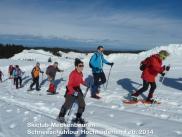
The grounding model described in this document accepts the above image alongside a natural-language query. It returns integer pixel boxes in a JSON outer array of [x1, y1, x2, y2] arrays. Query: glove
[[165, 65, 170, 71], [161, 73, 165, 76], [110, 62, 114, 67], [108, 62, 114, 66], [73, 91, 78, 97]]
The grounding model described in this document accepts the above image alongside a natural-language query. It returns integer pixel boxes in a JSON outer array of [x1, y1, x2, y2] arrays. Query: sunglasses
[[161, 55, 167, 60], [78, 64, 84, 67]]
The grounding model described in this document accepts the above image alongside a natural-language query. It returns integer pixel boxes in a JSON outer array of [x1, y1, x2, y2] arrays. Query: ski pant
[[30, 77, 39, 90], [135, 80, 156, 99], [92, 72, 106, 96], [15, 76, 22, 89], [58, 91, 85, 118]]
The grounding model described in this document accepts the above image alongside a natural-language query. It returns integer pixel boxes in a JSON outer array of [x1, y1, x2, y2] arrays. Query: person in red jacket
[[57, 58, 87, 124], [131, 50, 170, 103]]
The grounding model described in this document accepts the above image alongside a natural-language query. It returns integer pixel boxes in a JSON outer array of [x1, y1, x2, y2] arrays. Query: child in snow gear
[[89, 46, 114, 99], [46, 62, 63, 94], [13, 65, 23, 89], [0, 70, 3, 82], [131, 50, 170, 103], [57, 58, 87, 124], [29, 62, 44, 91]]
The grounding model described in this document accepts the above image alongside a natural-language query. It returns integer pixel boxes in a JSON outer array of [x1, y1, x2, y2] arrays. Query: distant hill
[[0, 43, 144, 58]]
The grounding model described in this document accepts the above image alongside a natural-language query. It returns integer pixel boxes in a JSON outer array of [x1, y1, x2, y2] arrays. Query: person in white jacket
[[13, 65, 23, 89]]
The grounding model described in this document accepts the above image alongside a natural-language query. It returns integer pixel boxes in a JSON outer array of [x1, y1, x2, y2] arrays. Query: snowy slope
[[0, 44, 182, 137]]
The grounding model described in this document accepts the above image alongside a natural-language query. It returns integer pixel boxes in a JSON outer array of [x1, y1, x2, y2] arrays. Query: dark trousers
[[30, 77, 39, 90], [0, 76, 2, 82], [15, 76, 22, 89], [92, 72, 106, 96], [58, 91, 85, 118], [135, 80, 156, 99]]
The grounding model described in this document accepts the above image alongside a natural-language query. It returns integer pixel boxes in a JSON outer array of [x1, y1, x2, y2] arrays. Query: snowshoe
[[141, 99, 160, 104], [56, 116, 66, 123], [123, 100, 139, 104], [47, 92, 59, 95], [27, 88, 35, 91], [130, 95, 138, 101], [36, 88, 41, 91], [72, 118, 87, 124], [91, 95, 101, 99]]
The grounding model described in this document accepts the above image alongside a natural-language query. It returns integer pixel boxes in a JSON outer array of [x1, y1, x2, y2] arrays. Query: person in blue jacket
[[89, 46, 114, 99]]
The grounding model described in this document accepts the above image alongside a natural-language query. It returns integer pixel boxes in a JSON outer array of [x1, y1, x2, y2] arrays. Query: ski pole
[[148, 75, 166, 109], [41, 73, 44, 83], [150, 67, 170, 107], [66, 92, 78, 123], [105, 66, 113, 89], [83, 80, 92, 98]]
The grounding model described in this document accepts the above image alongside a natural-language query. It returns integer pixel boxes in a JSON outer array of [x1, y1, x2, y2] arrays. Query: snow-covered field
[[0, 44, 182, 137]]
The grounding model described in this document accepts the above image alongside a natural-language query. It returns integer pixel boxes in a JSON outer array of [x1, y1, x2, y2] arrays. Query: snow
[[0, 44, 182, 137]]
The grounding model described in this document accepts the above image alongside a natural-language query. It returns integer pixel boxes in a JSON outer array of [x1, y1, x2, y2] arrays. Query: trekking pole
[[39, 72, 44, 88], [83, 80, 92, 98], [67, 80, 91, 123], [41, 73, 44, 83], [105, 66, 113, 89], [66, 92, 78, 123], [150, 66, 170, 107], [145, 75, 166, 110]]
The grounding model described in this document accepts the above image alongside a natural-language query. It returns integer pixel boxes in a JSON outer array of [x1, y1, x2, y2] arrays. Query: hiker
[[131, 50, 170, 103], [57, 58, 87, 124], [13, 65, 23, 89], [0, 69, 4, 82], [8, 65, 14, 79], [89, 46, 114, 99], [29, 62, 44, 91], [46, 62, 64, 94]]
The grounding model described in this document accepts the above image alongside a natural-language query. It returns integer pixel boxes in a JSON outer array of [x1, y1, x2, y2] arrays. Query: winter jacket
[[46, 65, 60, 79], [67, 69, 85, 95], [31, 66, 43, 78], [90, 51, 110, 73], [8, 65, 14, 74], [13, 68, 23, 78], [0, 71, 2, 77], [141, 54, 165, 82]]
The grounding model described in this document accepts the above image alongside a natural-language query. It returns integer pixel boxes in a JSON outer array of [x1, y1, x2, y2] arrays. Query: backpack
[[31, 67, 40, 78], [140, 57, 151, 71], [89, 53, 98, 68]]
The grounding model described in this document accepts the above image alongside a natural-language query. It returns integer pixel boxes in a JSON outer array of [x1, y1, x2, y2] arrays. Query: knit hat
[[97, 45, 104, 50], [54, 62, 58, 65], [74, 58, 83, 66], [159, 50, 170, 57]]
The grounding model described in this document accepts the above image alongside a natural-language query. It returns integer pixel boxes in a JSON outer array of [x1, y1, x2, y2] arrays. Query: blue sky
[[0, 0, 182, 50]]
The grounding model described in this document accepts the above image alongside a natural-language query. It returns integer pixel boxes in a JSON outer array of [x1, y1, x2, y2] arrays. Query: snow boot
[[72, 117, 87, 124], [56, 116, 66, 123], [91, 95, 101, 99], [36, 88, 41, 91], [146, 98, 157, 104], [131, 92, 139, 101]]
